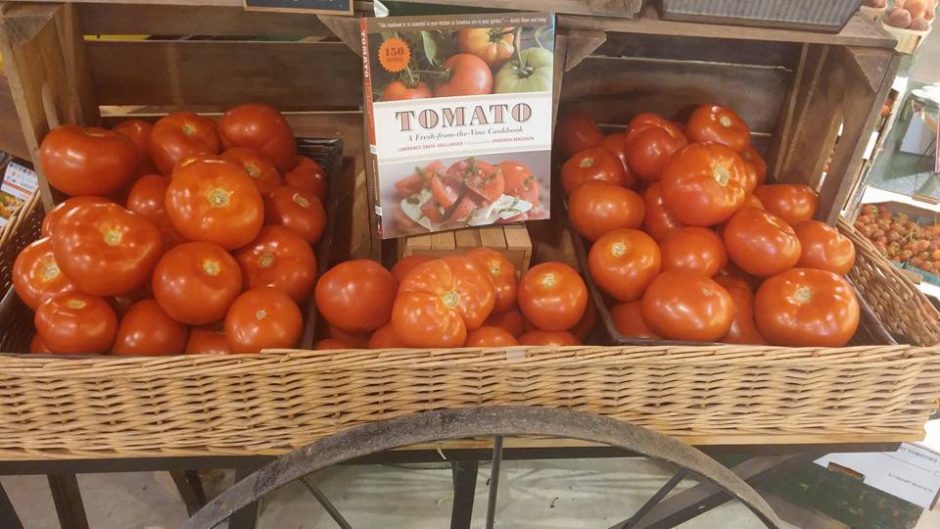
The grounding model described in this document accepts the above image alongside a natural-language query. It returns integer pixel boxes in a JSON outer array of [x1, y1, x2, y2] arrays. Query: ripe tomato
[[30, 334, 52, 354], [685, 105, 751, 152], [465, 326, 519, 347], [51, 203, 162, 296], [41, 196, 111, 238], [794, 221, 856, 275], [284, 155, 328, 201], [568, 182, 645, 242], [368, 323, 407, 349], [752, 184, 819, 226], [484, 307, 525, 337], [518, 262, 587, 331], [225, 287, 303, 354], [599, 133, 638, 188], [111, 299, 188, 356], [235, 226, 317, 304], [660, 227, 727, 277], [661, 143, 749, 226], [220, 147, 283, 195], [152, 241, 242, 325], [569, 299, 597, 340], [560, 147, 625, 194], [466, 248, 517, 314], [556, 107, 603, 158], [218, 104, 297, 172], [40, 125, 139, 196], [642, 183, 684, 242], [625, 122, 688, 182], [13, 238, 78, 310], [713, 275, 767, 345], [499, 161, 540, 205], [165, 157, 264, 250], [611, 301, 660, 339], [327, 324, 370, 348], [755, 268, 859, 347], [381, 81, 433, 101], [458, 27, 515, 67], [109, 287, 150, 317], [126, 175, 184, 248], [740, 145, 767, 187], [392, 256, 495, 347], [642, 271, 734, 342], [264, 186, 327, 245], [588, 229, 661, 302], [518, 330, 581, 346], [148, 112, 221, 175], [315, 259, 397, 333], [742, 194, 765, 210], [185, 324, 231, 355], [446, 158, 504, 203], [723, 207, 802, 277], [113, 119, 156, 174], [391, 255, 435, 283], [434, 54, 493, 97], [35, 293, 118, 354]]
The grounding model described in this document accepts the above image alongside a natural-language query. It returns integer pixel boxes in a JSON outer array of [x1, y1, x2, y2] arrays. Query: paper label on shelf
[[816, 443, 940, 508]]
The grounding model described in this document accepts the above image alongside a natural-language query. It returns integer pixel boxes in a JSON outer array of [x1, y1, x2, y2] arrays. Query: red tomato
[[30, 334, 52, 354], [148, 112, 221, 175], [556, 107, 604, 158], [152, 241, 243, 325], [220, 147, 283, 195], [685, 105, 751, 152], [588, 229, 661, 303], [752, 184, 819, 226], [391, 255, 435, 283], [625, 122, 688, 182], [381, 81, 433, 101], [109, 288, 150, 318], [599, 133, 638, 188], [392, 256, 496, 347], [111, 299, 188, 356], [316, 338, 354, 350], [433, 54, 493, 97], [642, 183, 684, 242], [519, 330, 581, 346], [724, 207, 802, 277], [446, 158, 504, 203], [499, 161, 540, 205], [713, 275, 767, 345], [465, 326, 519, 347], [484, 307, 525, 337], [218, 104, 297, 172], [327, 324, 370, 349], [794, 220, 856, 275], [264, 186, 327, 245], [560, 147, 625, 194], [642, 271, 734, 342], [368, 323, 407, 348], [40, 125, 139, 196], [740, 145, 767, 187], [126, 175, 184, 248], [165, 157, 264, 250], [611, 301, 660, 339], [568, 182, 645, 242], [13, 238, 78, 310], [113, 119, 156, 174], [742, 194, 765, 210], [755, 268, 859, 347], [466, 248, 517, 315], [661, 143, 749, 226], [185, 324, 231, 355], [315, 260, 397, 333], [35, 293, 118, 354], [569, 299, 597, 340], [660, 227, 727, 277], [457, 27, 515, 67], [235, 226, 317, 304], [284, 155, 328, 201], [225, 287, 303, 353], [51, 203, 162, 296], [42, 196, 111, 238], [518, 262, 587, 331]]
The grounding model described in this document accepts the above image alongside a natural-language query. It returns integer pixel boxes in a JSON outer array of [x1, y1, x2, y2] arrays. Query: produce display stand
[[0, 2, 937, 529]]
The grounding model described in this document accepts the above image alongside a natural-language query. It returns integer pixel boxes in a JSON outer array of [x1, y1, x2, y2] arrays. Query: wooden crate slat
[[0, 73, 31, 160]]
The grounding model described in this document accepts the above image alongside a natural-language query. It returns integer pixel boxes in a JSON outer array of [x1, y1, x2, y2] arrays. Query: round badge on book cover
[[379, 37, 411, 73]]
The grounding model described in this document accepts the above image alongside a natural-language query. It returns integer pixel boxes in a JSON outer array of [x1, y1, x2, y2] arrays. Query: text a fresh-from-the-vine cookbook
[[361, 12, 555, 239]]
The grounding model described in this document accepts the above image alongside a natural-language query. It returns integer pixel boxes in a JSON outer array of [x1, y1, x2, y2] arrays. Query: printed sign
[[0, 160, 37, 229]]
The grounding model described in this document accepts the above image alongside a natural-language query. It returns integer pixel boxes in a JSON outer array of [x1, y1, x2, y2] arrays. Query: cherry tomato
[[433, 54, 493, 97], [165, 157, 264, 250], [111, 299, 188, 356], [113, 119, 156, 174], [51, 203, 162, 297], [660, 227, 727, 277], [148, 112, 221, 175], [30, 334, 52, 354], [642, 271, 734, 342], [556, 107, 604, 158], [753, 184, 819, 226], [466, 248, 517, 315], [518, 262, 587, 331], [220, 147, 283, 195], [465, 326, 519, 347], [599, 133, 638, 188], [218, 104, 297, 172], [285, 155, 328, 201], [457, 27, 515, 67], [740, 145, 767, 187], [315, 260, 397, 333], [264, 186, 327, 245], [611, 301, 660, 339], [368, 323, 407, 349], [519, 330, 581, 346], [391, 255, 435, 283], [685, 105, 751, 152], [235, 226, 317, 304], [588, 229, 661, 302], [185, 324, 231, 355], [13, 238, 78, 310], [41, 196, 111, 238], [568, 182, 645, 242], [499, 161, 540, 205], [40, 125, 139, 196], [152, 241, 243, 325], [126, 174, 184, 248], [561, 147, 625, 194], [754, 268, 859, 347], [723, 207, 802, 277], [625, 121, 688, 182], [35, 293, 118, 354], [642, 183, 684, 242], [569, 299, 597, 340], [713, 275, 767, 345], [225, 287, 303, 354], [794, 220, 856, 275], [484, 307, 526, 337], [381, 81, 433, 101], [661, 143, 749, 226]]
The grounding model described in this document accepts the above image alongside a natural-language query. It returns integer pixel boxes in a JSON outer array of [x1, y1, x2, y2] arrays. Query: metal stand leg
[[170, 470, 207, 517], [450, 459, 479, 529], [229, 467, 261, 529], [300, 476, 353, 529], [47, 474, 89, 529], [0, 482, 23, 529]]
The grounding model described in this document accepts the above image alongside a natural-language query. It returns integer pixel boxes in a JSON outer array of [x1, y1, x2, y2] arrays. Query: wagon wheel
[[184, 406, 788, 529]]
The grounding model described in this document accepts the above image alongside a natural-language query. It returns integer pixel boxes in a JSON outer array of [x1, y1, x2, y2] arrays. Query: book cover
[[361, 12, 555, 239]]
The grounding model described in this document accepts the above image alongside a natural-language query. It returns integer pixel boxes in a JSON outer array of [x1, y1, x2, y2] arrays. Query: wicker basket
[[0, 192, 41, 295]]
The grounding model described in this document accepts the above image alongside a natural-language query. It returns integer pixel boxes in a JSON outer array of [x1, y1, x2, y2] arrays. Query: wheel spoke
[[610, 468, 689, 529], [485, 436, 504, 529], [300, 476, 353, 529]]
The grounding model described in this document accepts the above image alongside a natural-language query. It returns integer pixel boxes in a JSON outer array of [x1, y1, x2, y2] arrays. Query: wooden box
[[397, 225, 532, 273]]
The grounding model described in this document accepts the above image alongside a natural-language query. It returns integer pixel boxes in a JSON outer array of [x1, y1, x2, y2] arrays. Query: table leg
[[229, 466, 261, 529], [450, 459, 479, 529], [0, 482, 23, 529], [170, 470, 207, 516], [47, 474, 89, 529]]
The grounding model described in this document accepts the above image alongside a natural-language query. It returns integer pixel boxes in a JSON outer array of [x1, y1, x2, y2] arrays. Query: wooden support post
[[47, 474, 89, 529]]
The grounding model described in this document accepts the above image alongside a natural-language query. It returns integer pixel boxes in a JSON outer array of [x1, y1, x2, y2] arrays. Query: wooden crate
[[398, 225, 532, 273]]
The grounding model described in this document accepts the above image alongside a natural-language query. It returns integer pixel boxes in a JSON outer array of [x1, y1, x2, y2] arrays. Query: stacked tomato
[[855, 204, 940, 275], [14, 104, 330, 355], [558, 104, 861, 347], [313, 252, 594, 349]]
